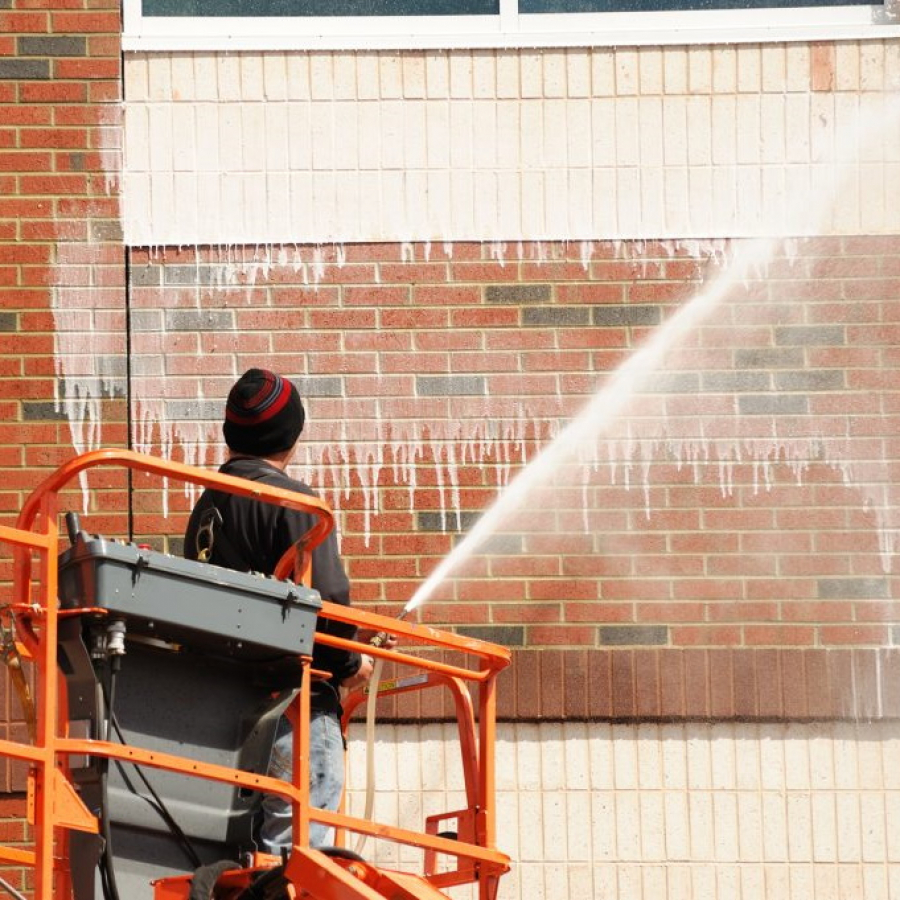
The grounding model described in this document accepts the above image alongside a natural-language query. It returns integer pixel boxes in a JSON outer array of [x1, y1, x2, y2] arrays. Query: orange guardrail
[[0, 449, 510, 900]]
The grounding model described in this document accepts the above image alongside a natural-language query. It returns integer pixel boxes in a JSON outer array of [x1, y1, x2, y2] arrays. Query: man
[[184, 367, 372, 852]]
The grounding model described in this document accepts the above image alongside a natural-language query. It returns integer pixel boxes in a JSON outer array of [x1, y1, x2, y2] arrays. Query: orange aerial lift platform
[[0, 449, 511, 900]]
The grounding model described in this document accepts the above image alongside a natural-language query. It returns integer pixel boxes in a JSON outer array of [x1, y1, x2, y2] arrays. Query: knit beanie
[[223, 368, 305, 456]]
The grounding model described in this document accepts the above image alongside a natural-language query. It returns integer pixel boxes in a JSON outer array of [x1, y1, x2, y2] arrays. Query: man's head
[[223, 368, 305, 458]]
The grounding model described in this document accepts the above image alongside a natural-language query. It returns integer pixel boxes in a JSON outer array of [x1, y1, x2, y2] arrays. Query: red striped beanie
[[223, 368, 305, 456]]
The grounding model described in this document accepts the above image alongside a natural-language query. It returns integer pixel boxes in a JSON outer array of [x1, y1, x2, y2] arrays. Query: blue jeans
[[260, 711, 345, 852]]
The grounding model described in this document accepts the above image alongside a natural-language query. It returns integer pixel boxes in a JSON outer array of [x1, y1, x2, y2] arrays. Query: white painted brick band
[[122, 43, 900, 247]]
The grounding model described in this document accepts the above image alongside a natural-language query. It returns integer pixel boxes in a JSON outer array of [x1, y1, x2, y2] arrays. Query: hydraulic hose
[[352, 611, 409, 857], [352, 655, 384, 857]]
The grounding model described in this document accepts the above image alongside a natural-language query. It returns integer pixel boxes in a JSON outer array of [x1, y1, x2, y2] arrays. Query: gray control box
[[58, 534, 321, 660]]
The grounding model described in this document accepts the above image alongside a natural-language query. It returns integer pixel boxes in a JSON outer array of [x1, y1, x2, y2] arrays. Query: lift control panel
[[57, 532, 322, 660]]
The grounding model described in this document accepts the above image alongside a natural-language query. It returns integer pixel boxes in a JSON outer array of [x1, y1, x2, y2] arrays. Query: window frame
[[122, 0, 900, 51]]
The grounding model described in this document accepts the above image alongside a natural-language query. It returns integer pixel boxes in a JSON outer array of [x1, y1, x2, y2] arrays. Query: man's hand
[[340, 653, 374, 691], [357, 628, 399, 650]]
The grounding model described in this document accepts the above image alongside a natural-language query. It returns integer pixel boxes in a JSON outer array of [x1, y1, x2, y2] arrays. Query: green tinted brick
[[164, 266, 219, 286], [0, 59, 50, 80], [455, 625, 525, 647], [702, 371, 770, 392], [522, 307, 590, 327], [165, 400, 221, 421], [818, 578, 890, 600], [592, 305, 661, 326], [18, 36, 87, 57], [735, 348, 804, 369], [130, 265, 162, 287], [301, 377, 343, 398], [485, 285, 551, 305], [130, 312, 163, 332], [774, 370, 844, 391], [640, 373, 699, 393], [91, 219, 124, 242], [417, 510, 482, 532], [775, 325, 845, 346], [738, 395, 808, 415], [416, 375, 485, 397], [598, 625, 668, 646], [23, 402, 67, 421], [165, 310, 233, 331]]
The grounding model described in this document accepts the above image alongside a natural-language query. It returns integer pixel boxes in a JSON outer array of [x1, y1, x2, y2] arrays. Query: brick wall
[[1, 0, 124, 888], [2, 6, 900, 890], [121, 236, 900, 724]]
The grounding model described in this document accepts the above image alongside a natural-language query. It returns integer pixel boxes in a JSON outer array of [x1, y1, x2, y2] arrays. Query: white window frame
[[122, 0, 900, 51]]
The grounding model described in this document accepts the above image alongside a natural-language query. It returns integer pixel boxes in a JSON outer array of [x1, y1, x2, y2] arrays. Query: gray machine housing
[[58, 533, 321, 660], [56, 533, 323, 899]]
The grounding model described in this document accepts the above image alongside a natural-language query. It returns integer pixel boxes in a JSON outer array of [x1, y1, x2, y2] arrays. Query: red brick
[[53, 104, 114, 126], [496, 603, 561, 623], [708, 649, 734, 718], [413, 285, 480, 306], [448, 262, 520, 283], [379, 263, 446, 284], [819, 625, 889, 645], [881, 651, 900, 718], [0, 243, 50, 264], [513, 650, 540, 718], [634, 649, 660, 717], [658, 651, 685, 717], [307, 309, 377, 329], [528, 625, 596, 646], [20, 128, 90, 150], [671, 625, 741, 646], [539, 650, 565, 717], [744, 625, 816, 646], [731, 651, 759, 717], [449, 307, 520, 328], [0, 151, 52, 172], [563, 649, 589, 718], [51, 11, 120, 32], [610, 650, 635, 718], [54, 58, 120, 80], [636, 602, 704, 623], [19, 81, 86, 103], [0, 12, 48, 31], [557, 283, 626, 303], [683, 651, 709, 718], [87, 34, 121, 56], [781, 601, 853, 623], [0, 105, 51, 126]]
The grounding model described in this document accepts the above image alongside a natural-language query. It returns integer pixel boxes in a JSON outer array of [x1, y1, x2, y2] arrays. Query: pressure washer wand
[[367, 605, 413, 649]]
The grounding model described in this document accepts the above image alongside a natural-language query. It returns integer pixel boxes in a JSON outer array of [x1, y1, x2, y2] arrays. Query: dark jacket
[[184, 456, 361, 715]]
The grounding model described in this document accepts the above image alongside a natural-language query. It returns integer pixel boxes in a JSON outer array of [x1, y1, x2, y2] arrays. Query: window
[[142, 0, 498, 14], [123, 0, 899, 50]]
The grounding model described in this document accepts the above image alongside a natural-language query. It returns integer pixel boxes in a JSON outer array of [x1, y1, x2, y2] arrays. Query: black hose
[[110, 713, 202, 869], [98, 658, 122, 900]]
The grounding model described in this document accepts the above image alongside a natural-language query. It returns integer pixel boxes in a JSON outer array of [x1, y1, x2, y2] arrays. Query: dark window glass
[[522, 0, 872, 8], [144, 0, 498, 15]]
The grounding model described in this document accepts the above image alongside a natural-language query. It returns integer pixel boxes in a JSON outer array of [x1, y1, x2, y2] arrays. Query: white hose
[[353, 656, 384, 857]]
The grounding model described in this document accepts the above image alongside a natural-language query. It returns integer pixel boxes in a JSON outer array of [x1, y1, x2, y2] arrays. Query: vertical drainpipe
[[120, 30, 134, 542]]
